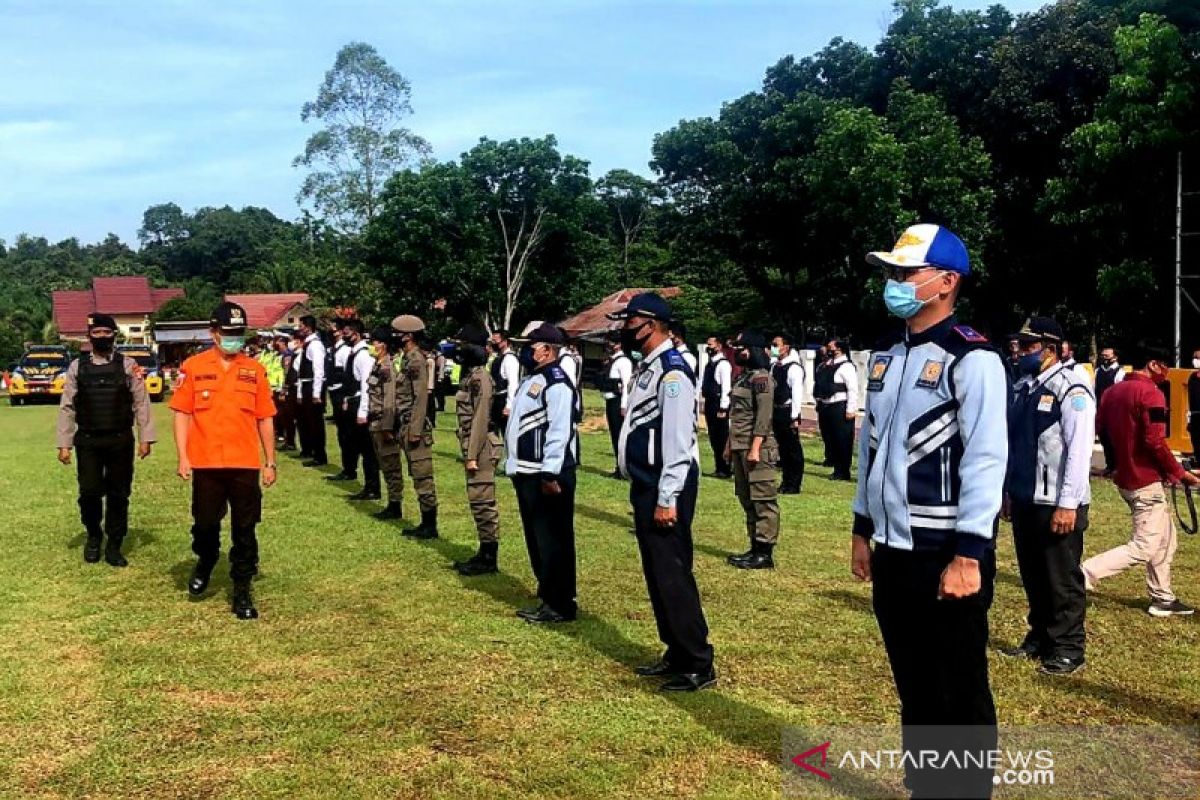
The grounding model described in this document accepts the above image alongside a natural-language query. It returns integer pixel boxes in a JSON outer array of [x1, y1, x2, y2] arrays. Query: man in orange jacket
[[170, 302, 277, 620]]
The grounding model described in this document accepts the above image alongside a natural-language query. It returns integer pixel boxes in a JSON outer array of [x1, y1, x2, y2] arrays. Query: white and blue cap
[[866, 224, 970, 276]]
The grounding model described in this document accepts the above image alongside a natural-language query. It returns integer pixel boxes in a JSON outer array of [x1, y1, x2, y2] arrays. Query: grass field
[[0, 392, 1196, 799]]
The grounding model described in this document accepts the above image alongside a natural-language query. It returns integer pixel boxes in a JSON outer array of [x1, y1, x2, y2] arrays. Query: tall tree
[[595, 169, 665, 284], [294, 42, 430, 234]]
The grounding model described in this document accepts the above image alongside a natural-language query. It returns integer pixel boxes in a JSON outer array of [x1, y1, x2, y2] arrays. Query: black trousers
[[1099, 429, 1116, 471], [772, 408, 805, 490], [703, 401, 730, 475], [191, 468, 262, 583], [872, 544, 998, 799], [75, 429, 134, 541], [332, 394, 354, 474], [1189, 417, 1200, 458], [817, 401, 854, 477], [351, 420, 380, 492], [276, 392, 296, 447], [631, 466, 713, 673], [605, 397, 623, 458], [513, 470, 577, 617], [297, 389, 327, 462], [1011, 502, 1087, 660]]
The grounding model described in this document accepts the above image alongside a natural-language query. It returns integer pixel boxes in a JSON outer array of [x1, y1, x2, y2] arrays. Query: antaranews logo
[[791, 741, 832, 781]]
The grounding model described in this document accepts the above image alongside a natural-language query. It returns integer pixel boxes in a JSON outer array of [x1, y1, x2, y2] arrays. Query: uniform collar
[[640, 339, 674, 369], [904, 314, 957, 348], [777, 350, 800, 366]]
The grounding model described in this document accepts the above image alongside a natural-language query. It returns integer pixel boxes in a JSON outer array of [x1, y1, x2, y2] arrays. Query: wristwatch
[[265, 463, 277, 469]]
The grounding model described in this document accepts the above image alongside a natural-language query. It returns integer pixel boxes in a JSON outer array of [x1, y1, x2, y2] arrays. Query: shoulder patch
[[952, 325, 988, 343], [663, 374, 682, 398], [1070, 395, 1089, 411], [751, 374, 770, 393]]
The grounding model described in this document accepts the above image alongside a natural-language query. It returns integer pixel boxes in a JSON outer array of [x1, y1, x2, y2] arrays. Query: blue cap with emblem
[[606, 292, 674, 322], [866, 224, 970, 276]]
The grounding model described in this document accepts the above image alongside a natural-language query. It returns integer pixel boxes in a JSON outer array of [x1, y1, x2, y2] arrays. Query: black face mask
[[519, 344, 538, 373], [706, 346, 719, 357], [89, 335, 115, 354], [621, 321, 651, 356]]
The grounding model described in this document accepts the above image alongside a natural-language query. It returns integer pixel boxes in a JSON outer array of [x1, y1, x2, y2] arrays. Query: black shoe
[[516, 604, 547, 620], [279, 443, 296, 452], [104, 541, 128, 568], [455, 543, 498, 576], [634, 659, 677, 678], [731, 552, 774, 570], [303, 459, 328, 467], [232, 584, 259, 620], [326, 472, 356, 482], [373, 502, 403, 520], [348, 488, 382, 501], [1000, 641, 1043, 660], [709, 471, 732, 480], [660, 669, 717, 692], [1148, 599, 1195, 617], [779, 484, 801, 495], [188, 561, 216, 596], [727, 548, 756, 567], [1038, 656, 1085, 676], [830, 472, 853, 481], [524, 605, 575, 624], [83, 535, 102, 564], [402, 508, 439, 539]]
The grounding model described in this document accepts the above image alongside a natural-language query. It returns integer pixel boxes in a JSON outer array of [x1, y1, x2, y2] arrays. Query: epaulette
[[663, 349, 685, 367], [953, 325, 988, 343]]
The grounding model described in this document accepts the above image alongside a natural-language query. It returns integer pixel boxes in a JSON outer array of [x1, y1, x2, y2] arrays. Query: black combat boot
[[232, 582, 259, 620], [83, 529, 103, 563], [726, 542, 756, 568], [188, 559, 217, 596], [403, 508, 439, 539], [455, 541, 498, 576], [348, 487, 382, 501], [373, 501, 402, 520], [104, 537, 128, 567], [732, 541, 775, 570]]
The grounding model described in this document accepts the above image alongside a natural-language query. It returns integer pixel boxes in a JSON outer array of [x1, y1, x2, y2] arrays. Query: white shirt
[[605, 350, 634, 410], [709, 355, 732, 411], [823, 356, 859, 412], [778, 350, 806, 419], [559, 350, 580, 385], [497, 348, 522, 411], [303, 333, 327, 396], [349, 340, 373, 420], [677, 344, 698, 374]]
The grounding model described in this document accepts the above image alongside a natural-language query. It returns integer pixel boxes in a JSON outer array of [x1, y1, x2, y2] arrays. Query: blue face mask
[[882, 273, 941, 319], [1019, 351, 1044, 376], [218, 335, 245, 355], [518, 344, 537, 373]]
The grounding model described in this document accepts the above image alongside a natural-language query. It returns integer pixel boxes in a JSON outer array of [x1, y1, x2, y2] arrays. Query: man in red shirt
[[1084, 345, 1198, 617], [171, 302, 277, 620]]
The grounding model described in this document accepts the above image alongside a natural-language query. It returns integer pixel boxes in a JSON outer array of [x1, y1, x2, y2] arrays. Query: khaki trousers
[[1082, 482, 1178, 603]]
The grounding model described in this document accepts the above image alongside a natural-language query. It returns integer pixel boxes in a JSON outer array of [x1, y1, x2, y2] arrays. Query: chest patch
[[237, 368, 257, 384], [915, 360, 944, 390], [867, 355, 892, 392], [526, 383, 543, 399], [637, 370, 654, 390], [1038, 394, 1055, 413]]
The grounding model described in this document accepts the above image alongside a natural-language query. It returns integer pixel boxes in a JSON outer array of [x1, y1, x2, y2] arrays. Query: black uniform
[[328, 341, 354, 475], [58, 354, 153, 561], [770, 359, 805, 492], [814, 357, 856, 479], [701, 355, 732, 476], [297, 336, 328, 463]]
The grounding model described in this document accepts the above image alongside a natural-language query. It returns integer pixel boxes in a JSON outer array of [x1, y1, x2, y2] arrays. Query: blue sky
[[0, 0, 1048, 247]]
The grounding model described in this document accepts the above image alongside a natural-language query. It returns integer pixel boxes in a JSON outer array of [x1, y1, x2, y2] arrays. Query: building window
[[128, 326, 143, 334]]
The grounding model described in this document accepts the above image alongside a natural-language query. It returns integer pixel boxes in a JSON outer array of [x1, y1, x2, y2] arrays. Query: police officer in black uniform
[[612, 293, 716, 691], [56, 313, 156, 566], [770, 333, 806, 494], [701, 335, 733, 478]]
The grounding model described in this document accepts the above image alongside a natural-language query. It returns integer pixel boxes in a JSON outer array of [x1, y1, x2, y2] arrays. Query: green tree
[[294, 42, 430, 234], [595, 169, 665, 285]]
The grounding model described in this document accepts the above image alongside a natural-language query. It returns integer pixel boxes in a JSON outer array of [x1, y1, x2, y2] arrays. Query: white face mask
[[1193, 358, 1200, 370]]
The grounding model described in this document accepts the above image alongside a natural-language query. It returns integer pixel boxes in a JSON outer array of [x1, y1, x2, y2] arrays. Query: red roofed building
[[557, 287, 681, 339], [53, 277, 184, 344], [223, 293, 311, 330]]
